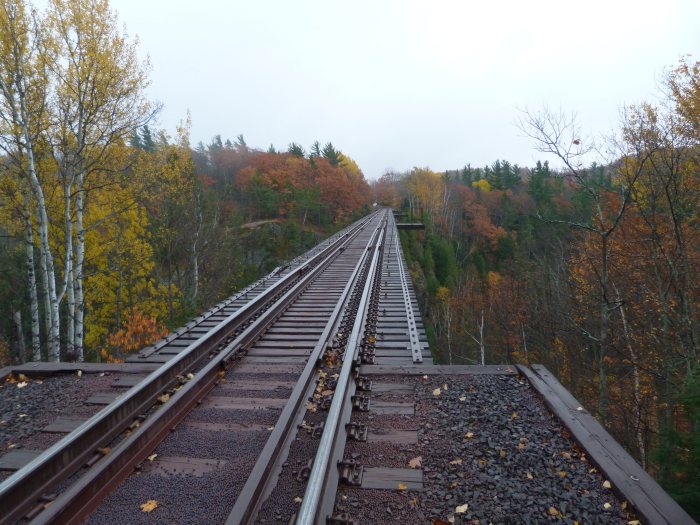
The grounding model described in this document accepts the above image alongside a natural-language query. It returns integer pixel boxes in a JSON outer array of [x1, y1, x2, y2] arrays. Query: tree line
[[375, 59, 700, 517], [0, 0, 370, 366]]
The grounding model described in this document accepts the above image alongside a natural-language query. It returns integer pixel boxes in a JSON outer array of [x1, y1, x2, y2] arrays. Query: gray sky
[[110, 0, 700, 179]]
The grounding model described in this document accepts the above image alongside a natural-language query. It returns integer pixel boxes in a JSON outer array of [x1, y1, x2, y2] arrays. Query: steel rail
[[391, 213, 423, 363], [227, 212, 387, 524], [295, 216, 387, 525], [0, 212, 379, 525]]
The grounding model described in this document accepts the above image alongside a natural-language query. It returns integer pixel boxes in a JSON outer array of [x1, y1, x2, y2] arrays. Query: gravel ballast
[[334, 373, 637, 525]]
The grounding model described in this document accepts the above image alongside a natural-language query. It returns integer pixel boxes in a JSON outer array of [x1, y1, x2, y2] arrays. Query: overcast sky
[[108, 0, 700, 179]]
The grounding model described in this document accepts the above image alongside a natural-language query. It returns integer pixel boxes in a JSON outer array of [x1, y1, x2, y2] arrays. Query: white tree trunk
[[62, 177, 75, 357], [74, 172, 85, 361], [22, 190, 41, 360], [479, 311, 485, 366]]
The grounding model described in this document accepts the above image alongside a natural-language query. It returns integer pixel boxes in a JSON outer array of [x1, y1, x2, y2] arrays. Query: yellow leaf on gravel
[[511, 412, 518, 419], [17, 382, 27, 389], [77, 370, 83, 377], [499, 449, 507, 459], [455, 503, 468, 513], [147, 454, 158, 462], [561, 451, 572, 460], [517, 443, 525, 450], [449, 458, 463, 465], [603, 480, 612, 489], [294, 496, 302, 504], [628, 521, 641, 525], [432, 387, 441, 396], [157, 393, 170, 403], [408, 456, 422, 468], [459, 396, 466, 401], [18, 373, 27, 382], [443, 384, 448, 391], [140, 500, 158, 512], [559, 471, 568, 478], [306, 402, 317, 413], [465, 431, 474, 439], [398, 482, 407, 491], [603, 502, 612, 510], [548, 506, 559, 516], [526, 472, 533, 480]]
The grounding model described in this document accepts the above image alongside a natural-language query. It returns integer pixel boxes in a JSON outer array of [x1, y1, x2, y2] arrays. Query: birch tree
[[47, 0, 156, 359], [0, 0, 61, 359]]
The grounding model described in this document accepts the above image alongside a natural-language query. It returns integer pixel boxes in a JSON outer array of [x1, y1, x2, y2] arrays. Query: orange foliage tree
[[101, 307, 168, 363]]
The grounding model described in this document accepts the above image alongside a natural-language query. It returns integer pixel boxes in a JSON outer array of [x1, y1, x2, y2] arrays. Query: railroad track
[[1, 208, 694, 525]]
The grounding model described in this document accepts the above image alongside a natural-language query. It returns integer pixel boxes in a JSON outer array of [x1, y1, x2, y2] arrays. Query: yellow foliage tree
[[83, 175, 178, 356]]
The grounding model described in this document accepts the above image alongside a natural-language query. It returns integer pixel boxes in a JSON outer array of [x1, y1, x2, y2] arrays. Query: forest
[[0, 0, 698, 519], [372, 62, 700, 514]]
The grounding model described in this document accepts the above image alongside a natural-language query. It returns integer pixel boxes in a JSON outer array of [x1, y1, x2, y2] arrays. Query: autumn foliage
[[101, 307, 168, 363]]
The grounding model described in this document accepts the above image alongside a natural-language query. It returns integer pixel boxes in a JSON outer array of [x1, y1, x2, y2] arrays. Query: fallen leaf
[[398, 482, 407, 491], [140, 500, 158, 513], [77, 370, 83, 377], [332, 373, 339, 379], [305, 402, 317, 413], [99, 372, 105, 377], [450, 481, 458, 488], [408, 456, 422, 468], [511, 411, 518, 419], [422, 375, 428, 380], [147, 454, 158, 461], [443, 383, 448, 391], [432, 387, 441, 396], [267, 426, 274, 431], [621, 501, 628, 510], [157, 393, 170, 403], [517, 443, 526, 450], [561, 451, 572, 460], [548, 506, 559, 516], [449, 458, 463, 465], [7, 442, 16, 449], [455, 503, 469, 513], [17, 382, 27, 389], [186, 373, 194, 380], [294, 496, 302, 504], [465, 431, 474, 439], [18, 414, 27, 418], [589, 467, 597, 474], [410, 496, 419, 507], [628, 521, 641, 525], [18, 373, 28, 382], [526, 472, 533, 480], [459, 396, 466, 401], [603, 502, 612, 510], [576, 406, 584, 411], [559, 471, 568, 478], [499, 449, 507, 459], [603, 480, 612, 489]]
